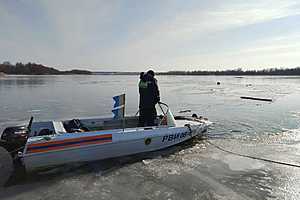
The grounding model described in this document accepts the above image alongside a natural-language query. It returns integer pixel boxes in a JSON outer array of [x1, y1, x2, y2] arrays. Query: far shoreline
[[2, 73, 300, 77], [1, 62, 300, 76], [92, 72, 300, 76]]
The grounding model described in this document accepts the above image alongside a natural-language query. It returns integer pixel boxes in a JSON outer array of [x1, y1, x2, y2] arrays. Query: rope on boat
[[206, 140, 300, 168]]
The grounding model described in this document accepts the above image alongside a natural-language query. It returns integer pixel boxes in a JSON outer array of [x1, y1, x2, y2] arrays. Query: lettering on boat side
[[162, 132, 187, 142]]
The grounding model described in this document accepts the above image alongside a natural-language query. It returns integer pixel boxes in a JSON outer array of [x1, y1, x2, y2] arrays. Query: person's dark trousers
[[139, 107, 157, 127], [138, 108, 146, 127]]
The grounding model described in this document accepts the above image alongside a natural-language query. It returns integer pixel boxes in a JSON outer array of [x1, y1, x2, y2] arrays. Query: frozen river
[[1, 75, 300, 200]]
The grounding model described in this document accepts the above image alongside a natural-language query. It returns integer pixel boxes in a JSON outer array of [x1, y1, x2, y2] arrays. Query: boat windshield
[[29, 121, 66, 136]]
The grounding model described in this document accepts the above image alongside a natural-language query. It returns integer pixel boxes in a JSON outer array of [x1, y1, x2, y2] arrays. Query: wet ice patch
[[285, 128, 300, 139], [143, 157, 186, 177], [276, 128, 300, 144], [209, 152, 265, 171], [290, 111, 300, 118], [223, 154, 265, 171]]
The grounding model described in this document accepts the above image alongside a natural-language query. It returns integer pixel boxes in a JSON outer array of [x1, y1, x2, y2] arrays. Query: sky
[[0, 0, 300, 71]]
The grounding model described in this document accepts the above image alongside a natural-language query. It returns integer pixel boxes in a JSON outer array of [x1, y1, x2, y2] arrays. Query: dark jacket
[[139, 73, 160, 108]]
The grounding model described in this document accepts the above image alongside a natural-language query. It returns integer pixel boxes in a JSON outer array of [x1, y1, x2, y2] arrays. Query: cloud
[[0, 0, 300, 71], [96, 0, 300, 70], [170, 33, 300, 70]]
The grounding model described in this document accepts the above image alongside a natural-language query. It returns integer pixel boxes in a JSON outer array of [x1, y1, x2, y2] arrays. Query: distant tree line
[[161, 67, 300, 76], [2, 61, 300, 76], [0, 61, 92, 75]]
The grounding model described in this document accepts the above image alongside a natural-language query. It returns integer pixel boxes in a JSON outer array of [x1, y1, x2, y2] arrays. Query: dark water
[[0, 75, 300, 200]]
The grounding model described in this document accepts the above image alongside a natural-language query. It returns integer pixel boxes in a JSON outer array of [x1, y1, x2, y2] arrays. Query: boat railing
[[157, 102, 170, 126], [158, 102, 168, 115]]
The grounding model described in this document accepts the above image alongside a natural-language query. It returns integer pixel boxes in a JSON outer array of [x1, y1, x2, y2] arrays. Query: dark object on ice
[[192, 113, 198, 118], [240, 96, 273, 102], [179, 109, 191, 113], [217, 82, 220, 85]]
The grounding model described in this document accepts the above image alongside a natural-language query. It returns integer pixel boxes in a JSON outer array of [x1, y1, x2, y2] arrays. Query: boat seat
[[53, 121, 67, 134]]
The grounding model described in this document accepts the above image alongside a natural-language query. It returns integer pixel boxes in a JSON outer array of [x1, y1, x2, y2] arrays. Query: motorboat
[[0, 102, 211, 181]]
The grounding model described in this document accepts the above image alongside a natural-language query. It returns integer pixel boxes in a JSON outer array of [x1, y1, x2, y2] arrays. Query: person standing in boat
[[139, 70, 160, 126]]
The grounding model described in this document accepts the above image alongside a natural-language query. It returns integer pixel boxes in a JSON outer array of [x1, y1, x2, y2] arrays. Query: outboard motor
[[1, 125, 28, 153], [1, 125, 28, 142], [1, 117, 32, 151], [0, 117, 32, 186]]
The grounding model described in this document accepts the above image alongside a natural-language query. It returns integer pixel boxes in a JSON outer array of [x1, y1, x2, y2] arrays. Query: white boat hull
[[22, 120, 209, 171]]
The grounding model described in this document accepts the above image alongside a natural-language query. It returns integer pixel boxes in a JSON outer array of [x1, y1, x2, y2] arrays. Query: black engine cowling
[[1, 126, 28, 152]]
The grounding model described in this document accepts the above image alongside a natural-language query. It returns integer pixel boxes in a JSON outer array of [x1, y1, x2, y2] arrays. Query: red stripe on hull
[[27, 139, 112, 154], [28, 134, 112, 148]]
